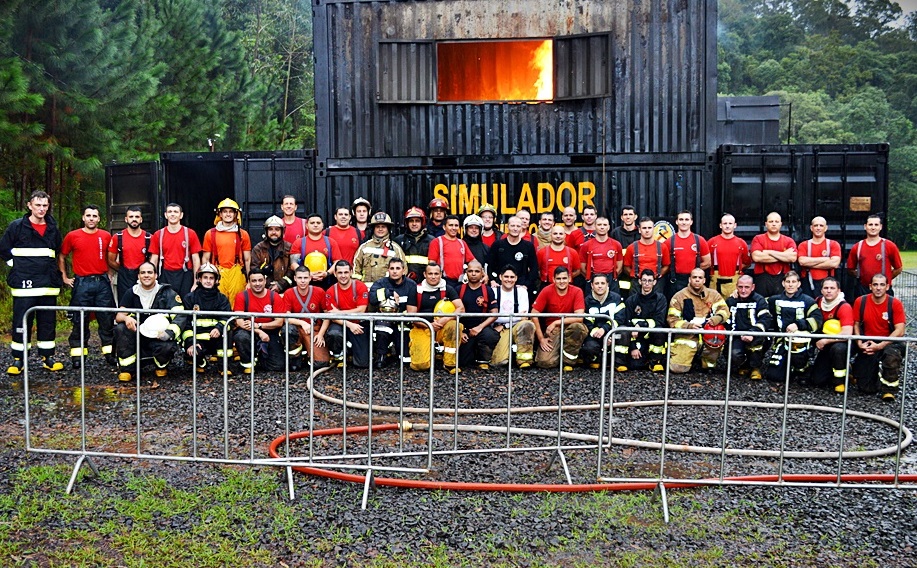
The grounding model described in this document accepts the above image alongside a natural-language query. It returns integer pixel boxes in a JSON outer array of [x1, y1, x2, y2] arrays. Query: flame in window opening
[[437, 40, 554, 102]]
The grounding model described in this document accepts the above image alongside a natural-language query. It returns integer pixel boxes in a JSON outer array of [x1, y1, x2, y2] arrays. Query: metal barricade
[[18, 305, 917, 518]]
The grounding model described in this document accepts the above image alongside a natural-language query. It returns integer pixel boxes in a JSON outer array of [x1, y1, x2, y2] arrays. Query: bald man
[[750, 212, 797, 298], [797, 216, 841, 297]]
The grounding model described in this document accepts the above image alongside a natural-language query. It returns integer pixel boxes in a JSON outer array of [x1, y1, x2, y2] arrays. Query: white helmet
[[463, 214, 484, 228]]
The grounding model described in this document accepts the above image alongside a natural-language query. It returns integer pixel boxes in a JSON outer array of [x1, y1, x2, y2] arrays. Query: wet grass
[[0, 461, 875, 567]]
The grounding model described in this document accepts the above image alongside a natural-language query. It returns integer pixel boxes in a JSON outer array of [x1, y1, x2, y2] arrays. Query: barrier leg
[[361, 469, 376, 510], [65, 455, 99, 495], [655, 481, 670, 524], [286, 465, 296, 501]]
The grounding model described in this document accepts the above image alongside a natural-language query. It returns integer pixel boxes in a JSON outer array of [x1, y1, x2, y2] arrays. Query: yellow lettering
[[457, 184, 476, 215], [537, 183, 555, 213], [517, 183, 536, 213], [434, 184, 449, 203], [557, 182, 577, 209], [578, 181, 596, 210], [500, 183, 515, 214]]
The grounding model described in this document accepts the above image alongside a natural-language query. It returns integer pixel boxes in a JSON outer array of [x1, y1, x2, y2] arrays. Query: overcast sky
[[898, 0, 917, 15]]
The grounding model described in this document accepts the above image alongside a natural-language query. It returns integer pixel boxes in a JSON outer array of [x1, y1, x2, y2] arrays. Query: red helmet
[[702, 322, 726, 349], [428, 198, 449, 211], [404, 206, 427, 224]]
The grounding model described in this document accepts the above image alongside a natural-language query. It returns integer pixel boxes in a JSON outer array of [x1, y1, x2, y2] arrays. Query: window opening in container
[[437, 40, 553, 102]]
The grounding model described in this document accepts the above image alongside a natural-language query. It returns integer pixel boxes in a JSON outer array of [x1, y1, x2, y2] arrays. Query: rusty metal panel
[[313, 0, 718, 164]]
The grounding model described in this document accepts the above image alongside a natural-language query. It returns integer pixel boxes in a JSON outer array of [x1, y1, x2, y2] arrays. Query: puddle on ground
[[10, 379, 132, 412]]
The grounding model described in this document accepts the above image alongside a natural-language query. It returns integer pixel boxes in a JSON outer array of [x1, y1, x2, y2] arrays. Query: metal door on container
[[105, 162, 159, 232], [721, 151, 799, 241]]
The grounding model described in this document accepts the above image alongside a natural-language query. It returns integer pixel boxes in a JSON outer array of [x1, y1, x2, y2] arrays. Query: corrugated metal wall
[[313, 0, 717, 166]]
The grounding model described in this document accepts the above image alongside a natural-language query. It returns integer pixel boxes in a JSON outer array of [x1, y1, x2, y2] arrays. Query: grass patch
[[900, 250, 917, 270]]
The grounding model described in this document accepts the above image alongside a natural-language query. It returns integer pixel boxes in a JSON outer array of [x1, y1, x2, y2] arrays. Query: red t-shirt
[[847, 239, 902, 287], [751, 233, 797, 275], [532, 284, 585, 327], [428, 236, 476, 280], [564, 228, 584, 250], [818, 298, 854, 329], [580, 237, 623, 279], [202, 229, 252, 269], [283, 286, 327, 314], [708, 235, 750, 277], [295, 235, 341, 267], [669, 233, 710, 275], [853, 295, 905, 337], [797, 238, 841, 281], [323, 280, 369, 311], [481, 232, 498, 247], [623, 240, 671, 276], [31, 221, 47, 237], [62, 229, 111, 276], [325, 225, 362, 264], [150, 226, 202, 271], [536, 245, 581, 283], [283, 217, 308, 246], [233, 289, 287, 324], [107, 230, 150, 270]]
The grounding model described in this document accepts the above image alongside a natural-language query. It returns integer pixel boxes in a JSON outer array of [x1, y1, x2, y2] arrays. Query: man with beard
[[764, 271, 822, 383], [486, 215, 539, 292], [250, 216, 296, 293], [149, 203, 201, 299], [232, 268, 288, 373], [368, 258, 417, 368], [427, 198, 449, 238], [201, 198, 252, 303], [351, 197, 372, 240], [810, 277, 853, 392], [708, 213, 750, 298], [462, 215, 490, 269], [394, 207, 433, 283], [291, 213, 341, 289], [324, 260, 370, 368], [667, 268, 730, 374], [2, 190, 65, 374], [353, 212, 406, 284], [409, 262, 464, 373], [477, 204, 503, 247], [580, 273, 626, 369], [535, 212, 555, 248], [531, 267, 587, 370], [580, 216, 624, 294], [852, 274, 905, 401], [181, 264, 232, 374], [59, 204, 116, 367], [726, 275, 772, 380], [284, 265, 330, 371], [456, 261, 499, 370], [113, 262, 187, 382], [107, 205, 151, 303], [428, 215, 476, 290], [618, 270, 668, 372]]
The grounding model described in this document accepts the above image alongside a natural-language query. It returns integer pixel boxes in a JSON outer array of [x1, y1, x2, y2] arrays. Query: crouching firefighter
[[764, 271, 822, 383], [666, 268, 730, 374], [114, 262, 187, 382], [232, 268, 289, 373], [181, 264, 232, 373], [409, 262, 464, 373]]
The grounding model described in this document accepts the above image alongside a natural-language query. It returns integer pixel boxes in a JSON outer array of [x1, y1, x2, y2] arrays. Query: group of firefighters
[[0, 190, 906, 401]]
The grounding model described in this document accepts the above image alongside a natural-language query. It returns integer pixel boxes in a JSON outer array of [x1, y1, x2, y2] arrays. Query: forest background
[[0, 0, 915, 243]]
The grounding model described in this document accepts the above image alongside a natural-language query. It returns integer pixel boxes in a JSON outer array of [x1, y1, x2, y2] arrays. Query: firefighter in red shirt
[[852, 274, 906, 401], [59, 204, 116, 367], [149, 202, 202, 298], [707, 213, 750, 298], [797, 216, 841, 298], [580, 216, 624, 293], [107, 205, 151, 304], [232, 269, 289, 373], [291, 213, 341, 290], [750, 211, 797, 297], [284, 265, 330, 370], [427, 215, 476, 289], [810, 277, 853, 393], [280, 194, 308, 246], [665, 210, 711, 299], [622, 217, 670, 294], [325, 206, 363, 265], [847, 214, 903, 297], [531, 266, 587, 370], [324, 260, 371, 368], [536, 225, 581, 288]]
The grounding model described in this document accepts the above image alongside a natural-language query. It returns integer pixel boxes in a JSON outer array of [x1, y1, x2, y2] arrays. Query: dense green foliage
[[719, 0, 917, 246], [0, 0, 313, 227]]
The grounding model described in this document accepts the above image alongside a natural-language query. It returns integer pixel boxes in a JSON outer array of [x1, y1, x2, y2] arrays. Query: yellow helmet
[[822, 319, 842, 335], [304, 251, 328, 273], [216, 198, 241, 212], [434, 299, 456, 314]]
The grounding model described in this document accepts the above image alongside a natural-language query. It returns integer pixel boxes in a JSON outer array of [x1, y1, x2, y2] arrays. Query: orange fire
[[438, 40, 553, 102]]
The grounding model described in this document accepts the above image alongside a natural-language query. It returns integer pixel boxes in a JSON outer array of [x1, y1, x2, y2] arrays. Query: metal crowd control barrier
[[19, 305, 917, 518]]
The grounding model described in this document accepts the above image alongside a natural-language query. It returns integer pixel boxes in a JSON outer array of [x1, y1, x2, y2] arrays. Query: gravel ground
[[3, 346, 917, 565]]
